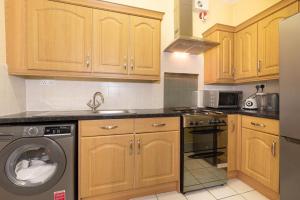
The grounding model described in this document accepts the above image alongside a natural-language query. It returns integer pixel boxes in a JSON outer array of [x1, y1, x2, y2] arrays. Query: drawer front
[[80, 119, 134, 137], [242, 116, 279, 135], [135, 117, 180, 133]]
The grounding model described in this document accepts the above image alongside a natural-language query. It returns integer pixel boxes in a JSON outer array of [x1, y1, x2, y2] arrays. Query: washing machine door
[[0, 137, 66, 195]]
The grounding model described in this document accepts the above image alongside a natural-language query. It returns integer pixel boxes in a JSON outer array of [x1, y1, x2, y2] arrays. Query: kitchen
[[0, 0, 298, 200]]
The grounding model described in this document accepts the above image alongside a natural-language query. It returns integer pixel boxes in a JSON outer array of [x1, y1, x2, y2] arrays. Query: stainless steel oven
[[180, 110, 228, 193], [203, 90, 242, 109]]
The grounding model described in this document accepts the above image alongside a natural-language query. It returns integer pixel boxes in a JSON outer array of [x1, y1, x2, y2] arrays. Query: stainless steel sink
[[93, 110, 132, 114], [33, 110, 135, 117]]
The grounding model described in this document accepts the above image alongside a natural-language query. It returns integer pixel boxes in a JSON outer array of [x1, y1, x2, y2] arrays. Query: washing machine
[[0, 123, 76, 200]]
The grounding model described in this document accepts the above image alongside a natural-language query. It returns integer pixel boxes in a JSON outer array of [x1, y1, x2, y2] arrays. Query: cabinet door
[[227, 115, 238, 172], [129, 16, 160, 76], [80, 135, 134, 197], [235, 24, 258, 80], [217, 31, 234, 80], [27, 0, 92, 72], [92, 10, 129, 74], [241, 128, 279, 192], [135, 131, 179, 188], [204, 33, 218, 84], [257, 3, 298, 77]]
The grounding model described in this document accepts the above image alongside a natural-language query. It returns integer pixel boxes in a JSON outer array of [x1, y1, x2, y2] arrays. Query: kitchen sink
[[33, 110, 135, 117], [93, 110, 132, 114]]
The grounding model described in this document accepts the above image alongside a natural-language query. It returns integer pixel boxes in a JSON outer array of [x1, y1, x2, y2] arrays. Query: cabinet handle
[[271, 142, 276, 157], [232, 67, 235, 76], [130, 57, 134, 71], [101, 125, 118, 130], [137, 139, 141, 154], [124, 56, 127, 70], [250, 122, 266, 128], [257, 60, 261, 73], [230, 122, 235, 133], [129, 139, 134, 155], [86, 56, 91, 68], [152, 123, 166, 127]]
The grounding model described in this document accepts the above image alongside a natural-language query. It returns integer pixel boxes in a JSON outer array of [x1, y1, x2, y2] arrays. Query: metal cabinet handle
[[124, 56, 127, 70], [130, 57, 134, 70], [257, 60, 261, 73], [137, 139, 141, 154], [129, 139, 134, 155], [230, 121, 236, 133], [250, 122, 266, 128], [86, 56, 91, 68], [152, 123, 166, 127], [271, 142, 276, 157], [101, 125, 118, 130]]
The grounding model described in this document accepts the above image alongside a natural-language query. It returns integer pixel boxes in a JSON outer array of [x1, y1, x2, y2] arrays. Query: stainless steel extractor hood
[[164, 0, 219, 55]]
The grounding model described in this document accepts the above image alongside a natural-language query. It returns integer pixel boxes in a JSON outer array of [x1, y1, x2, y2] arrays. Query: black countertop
[[0, 109, 181, 125], [0, 108, 279, 125]]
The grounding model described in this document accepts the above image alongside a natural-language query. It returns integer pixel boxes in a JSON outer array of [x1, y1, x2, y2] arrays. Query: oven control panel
[[183, 114, 227, 128]]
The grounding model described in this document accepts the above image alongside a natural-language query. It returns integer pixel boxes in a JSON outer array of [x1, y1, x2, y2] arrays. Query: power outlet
[[40, 80, 55, 86]]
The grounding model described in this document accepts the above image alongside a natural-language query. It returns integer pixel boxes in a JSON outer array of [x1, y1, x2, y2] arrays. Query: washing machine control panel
[[44, 126, 72, 136]]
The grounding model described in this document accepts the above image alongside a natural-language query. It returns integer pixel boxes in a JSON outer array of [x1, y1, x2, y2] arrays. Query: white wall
[[0, 0, 26, 116]]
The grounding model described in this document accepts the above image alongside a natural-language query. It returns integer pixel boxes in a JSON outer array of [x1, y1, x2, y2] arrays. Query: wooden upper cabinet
[[257, 3, 298, 77], [80, 135, 134, 197], [129, 16, 160, 76], [27, 0, 92, 72], [218, 31, 234, 80], [241, 128, 279, 192], [135, 131, 179, 188], [234, 23, 258, 80], [92, 10, 129, 74], [204, 33, 218, 84], [6, 0, 163, 81], [203, 27, 234, 84]]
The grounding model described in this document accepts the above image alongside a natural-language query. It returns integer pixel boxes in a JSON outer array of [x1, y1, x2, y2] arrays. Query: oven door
[[181, 124, 228, 193], [218, 92, 241, 108]]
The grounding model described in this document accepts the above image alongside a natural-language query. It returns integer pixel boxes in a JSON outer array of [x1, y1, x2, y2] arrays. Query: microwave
[[203, 90, 243, 109]]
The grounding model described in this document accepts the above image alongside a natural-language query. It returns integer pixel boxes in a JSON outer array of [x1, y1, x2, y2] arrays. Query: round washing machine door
[[0, 137, 66, 195]]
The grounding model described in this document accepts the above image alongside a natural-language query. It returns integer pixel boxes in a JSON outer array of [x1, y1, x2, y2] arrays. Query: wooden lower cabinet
[[80, 135, 135, 198], [227, 115, 239, 173], [79, 118, 180, 200], [241, 128, 279, 193], [135, 131, 179, 188], [227, 115, 279, 199]]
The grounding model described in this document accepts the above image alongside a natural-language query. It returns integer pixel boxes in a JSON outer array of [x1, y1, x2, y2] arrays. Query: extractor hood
[[164, 0, 219, 55]]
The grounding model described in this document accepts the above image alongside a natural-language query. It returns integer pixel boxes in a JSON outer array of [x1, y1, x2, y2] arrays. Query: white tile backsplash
[[26, 79, 163, 111]]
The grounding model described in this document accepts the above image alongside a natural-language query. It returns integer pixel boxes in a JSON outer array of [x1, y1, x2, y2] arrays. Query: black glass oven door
[[182, 126, 227, 193]]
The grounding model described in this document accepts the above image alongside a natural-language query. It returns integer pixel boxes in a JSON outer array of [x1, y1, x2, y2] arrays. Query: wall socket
[[39, 80, 56, 86]]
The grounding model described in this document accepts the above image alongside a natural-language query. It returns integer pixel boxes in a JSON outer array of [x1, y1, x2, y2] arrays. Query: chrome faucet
[[87, 92, 105, 113]]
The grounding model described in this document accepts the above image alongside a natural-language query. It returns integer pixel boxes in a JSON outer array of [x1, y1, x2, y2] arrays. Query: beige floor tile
[[185, 190, 216, 200], [227, 179, 254, 194], [208, 185, 237, 199], [242, 191, 270, 200], [130, 195, 157, 200], [221, 195, 246, 200], [157, 191, 186, 200]]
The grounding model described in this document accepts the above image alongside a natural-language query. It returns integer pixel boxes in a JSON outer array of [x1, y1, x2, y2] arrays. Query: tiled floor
[[130, 179, 270, 200]]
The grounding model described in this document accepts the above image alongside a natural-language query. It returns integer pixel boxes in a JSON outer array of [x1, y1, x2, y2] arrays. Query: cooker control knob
[[27, 127, 39, 137], [189, 122, 195, 126]]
